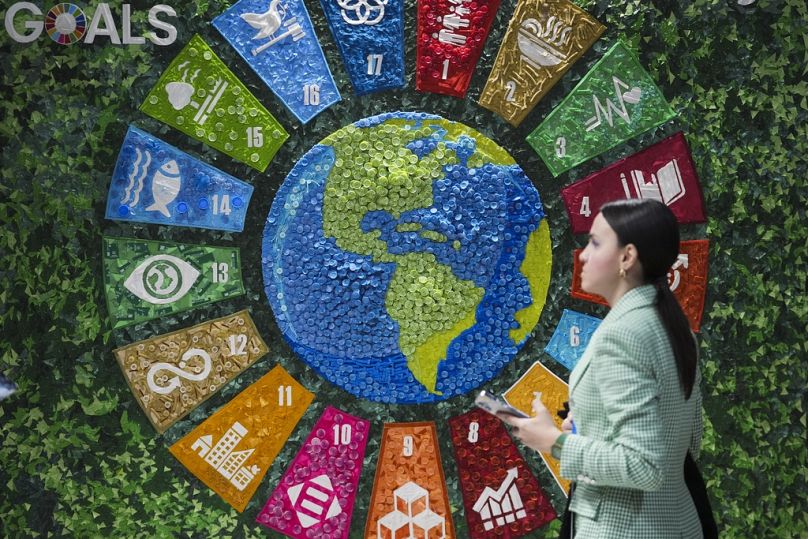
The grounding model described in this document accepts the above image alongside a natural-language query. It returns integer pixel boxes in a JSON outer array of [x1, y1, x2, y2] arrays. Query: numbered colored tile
[[365, 422, 455, 538], [527, 40, 677, 177], [169, 364, 314, 512], [106, 126, 254, 231], [114, 310, 268, 433], [257, 406, 370, 537], [214, 0, 341, 124], [561, 132, 706, 233], [544, 309, 601, 371], [103, 237, 244, 329], [479, 0, 604, 127], [140, 34, 287, 172], [449, 409, 557, 537], [416, 0, 501, 98], [504, 362, 570, 494], [319, 0, 405, 95], [571, 239, 709, 331]]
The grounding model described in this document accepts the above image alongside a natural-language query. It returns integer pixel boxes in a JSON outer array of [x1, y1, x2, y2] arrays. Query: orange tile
[[169, 364, 314, 512]]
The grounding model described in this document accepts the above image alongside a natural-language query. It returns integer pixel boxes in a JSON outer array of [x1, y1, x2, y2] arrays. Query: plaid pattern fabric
[[560, 285, 704, 538]]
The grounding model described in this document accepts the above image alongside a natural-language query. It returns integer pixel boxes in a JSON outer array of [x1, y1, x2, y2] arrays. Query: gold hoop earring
[[619, 268, 626, 279]]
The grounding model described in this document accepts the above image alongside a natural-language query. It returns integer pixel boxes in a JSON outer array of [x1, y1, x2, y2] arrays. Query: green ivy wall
[[1, 0, 805, 536]]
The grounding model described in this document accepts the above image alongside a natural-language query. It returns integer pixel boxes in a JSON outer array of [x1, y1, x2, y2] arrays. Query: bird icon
[[241, 0, 287, 40]]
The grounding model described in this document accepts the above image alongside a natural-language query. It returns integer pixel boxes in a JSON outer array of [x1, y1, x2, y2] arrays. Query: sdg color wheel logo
[[262, 112, 552, 403], [44, 3, 86, 44]]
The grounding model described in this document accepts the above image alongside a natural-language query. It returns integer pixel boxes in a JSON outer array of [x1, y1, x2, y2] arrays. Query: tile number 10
[[333, 424, 352, 445]]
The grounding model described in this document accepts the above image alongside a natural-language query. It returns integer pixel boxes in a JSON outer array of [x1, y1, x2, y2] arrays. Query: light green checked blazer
[[560, 285, 704, 539]]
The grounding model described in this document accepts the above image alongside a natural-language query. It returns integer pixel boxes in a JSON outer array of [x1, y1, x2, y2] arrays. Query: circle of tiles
[[262, 112, 550, 403]]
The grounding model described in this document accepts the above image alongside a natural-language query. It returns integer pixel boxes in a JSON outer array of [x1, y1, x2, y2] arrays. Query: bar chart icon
[[472, 468, 527, 531]]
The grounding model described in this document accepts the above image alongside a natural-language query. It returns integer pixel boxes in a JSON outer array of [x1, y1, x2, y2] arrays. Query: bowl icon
[[517, 17, 571, 69]]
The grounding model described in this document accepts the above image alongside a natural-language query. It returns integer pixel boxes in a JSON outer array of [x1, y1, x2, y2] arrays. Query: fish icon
[[146, 160, 182, 217]]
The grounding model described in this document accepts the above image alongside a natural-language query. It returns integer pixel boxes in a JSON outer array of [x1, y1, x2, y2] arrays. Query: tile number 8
[[468, 421, 479, 443]]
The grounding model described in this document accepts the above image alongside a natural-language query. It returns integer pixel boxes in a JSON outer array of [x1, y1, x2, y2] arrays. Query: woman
[[500, 199, 704, 538]]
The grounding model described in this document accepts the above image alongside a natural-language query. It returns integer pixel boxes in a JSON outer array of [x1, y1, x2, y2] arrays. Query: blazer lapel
[[568, 285, 658, 394], [569, 344, 595, 393]]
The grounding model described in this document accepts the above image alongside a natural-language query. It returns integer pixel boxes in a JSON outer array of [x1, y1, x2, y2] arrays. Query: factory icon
[[191, 421, 260, 491]]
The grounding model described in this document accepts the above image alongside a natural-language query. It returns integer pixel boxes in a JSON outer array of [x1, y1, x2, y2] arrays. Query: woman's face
[[579, 213, 624, 298]]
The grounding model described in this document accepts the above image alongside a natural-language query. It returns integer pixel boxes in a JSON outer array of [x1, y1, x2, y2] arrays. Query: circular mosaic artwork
[[262, 112, 551, 403]]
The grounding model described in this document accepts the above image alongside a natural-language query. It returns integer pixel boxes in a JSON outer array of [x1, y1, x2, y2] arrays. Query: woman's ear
[[622, 243, 640, 270]]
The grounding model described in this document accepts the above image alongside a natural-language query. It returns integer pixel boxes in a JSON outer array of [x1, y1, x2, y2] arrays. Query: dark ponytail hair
[[600, 199, 698, 399]]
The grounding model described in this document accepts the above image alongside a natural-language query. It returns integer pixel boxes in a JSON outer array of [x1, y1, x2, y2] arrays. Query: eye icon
[[124, 254, 200, 305]]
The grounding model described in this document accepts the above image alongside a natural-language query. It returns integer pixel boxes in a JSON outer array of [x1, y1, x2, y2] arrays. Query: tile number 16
[[303, 84, 320, 106]]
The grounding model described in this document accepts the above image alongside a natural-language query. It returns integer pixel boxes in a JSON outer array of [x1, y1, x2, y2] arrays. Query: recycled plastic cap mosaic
[[261, 112, 552, 403]]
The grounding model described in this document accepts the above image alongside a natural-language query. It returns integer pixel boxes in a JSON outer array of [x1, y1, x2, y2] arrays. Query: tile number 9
[[403, 435, 414, 456]]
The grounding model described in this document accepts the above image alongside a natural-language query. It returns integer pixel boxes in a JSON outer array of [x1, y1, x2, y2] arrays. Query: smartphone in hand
[[475, 390, 529, 419]]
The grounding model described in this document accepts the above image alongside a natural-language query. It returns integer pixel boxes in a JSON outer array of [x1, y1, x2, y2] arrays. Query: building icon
[[472, 468, 527, 531], [377, 481, 446, 539], [191, 421, 260, 491]]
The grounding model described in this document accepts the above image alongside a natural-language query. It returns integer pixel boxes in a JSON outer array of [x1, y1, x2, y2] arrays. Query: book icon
[[620, 158, 686, 206]]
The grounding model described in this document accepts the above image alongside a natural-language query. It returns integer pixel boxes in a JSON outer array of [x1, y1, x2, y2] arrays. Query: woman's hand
[[497, 394, 562, 453], [561, 411, 575, 434]]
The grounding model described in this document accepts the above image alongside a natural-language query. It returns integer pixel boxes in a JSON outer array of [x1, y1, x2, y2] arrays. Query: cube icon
[[377, 510, 410, 539], [377, 481, 446, 539], [412, 509, 446, 539], [395, 482, 429, 518]]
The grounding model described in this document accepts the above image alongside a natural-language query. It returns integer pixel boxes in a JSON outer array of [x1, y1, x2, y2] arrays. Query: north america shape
[[262, 112, 551, 403]]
